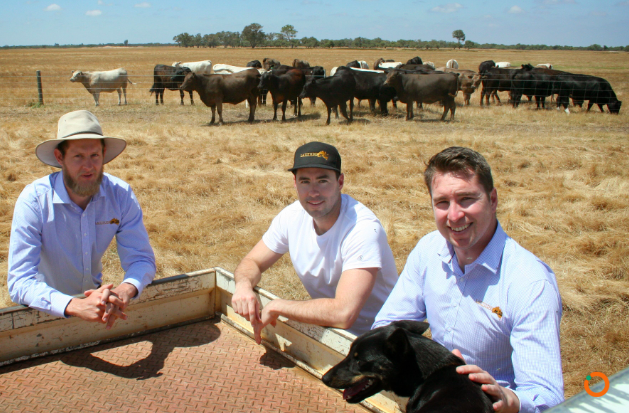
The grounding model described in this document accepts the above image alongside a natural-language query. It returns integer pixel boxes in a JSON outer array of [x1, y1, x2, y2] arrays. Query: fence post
[[36, 70, 44, 105]]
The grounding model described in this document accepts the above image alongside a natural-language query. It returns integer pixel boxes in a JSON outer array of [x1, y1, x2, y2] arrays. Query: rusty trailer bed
[[0, 268, 406, 413]]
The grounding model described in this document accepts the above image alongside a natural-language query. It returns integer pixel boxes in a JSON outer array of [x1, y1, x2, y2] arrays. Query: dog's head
[[322, 321, 430, 403]]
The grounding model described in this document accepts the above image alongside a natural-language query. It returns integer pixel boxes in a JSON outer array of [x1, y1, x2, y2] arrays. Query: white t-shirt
[[262, 194, 398, 335]]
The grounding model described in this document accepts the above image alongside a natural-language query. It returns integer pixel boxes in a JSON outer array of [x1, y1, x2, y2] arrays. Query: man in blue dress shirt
[[373, 147, 563, 413], [8, 110, 156, 329]]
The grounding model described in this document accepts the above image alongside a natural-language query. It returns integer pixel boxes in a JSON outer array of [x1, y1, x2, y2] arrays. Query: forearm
[[9, 272, 74, 318], [234, 257, 263, 290], [120, 261, 155, 297], [265, 297, 357, 330]]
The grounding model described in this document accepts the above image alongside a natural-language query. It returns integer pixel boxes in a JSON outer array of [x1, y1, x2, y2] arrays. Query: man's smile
[[449, 223, 471, 232]]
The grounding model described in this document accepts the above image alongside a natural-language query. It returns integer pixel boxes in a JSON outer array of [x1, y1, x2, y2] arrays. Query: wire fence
[[0, 73, 182, 107], [0, 71, 619, 109]]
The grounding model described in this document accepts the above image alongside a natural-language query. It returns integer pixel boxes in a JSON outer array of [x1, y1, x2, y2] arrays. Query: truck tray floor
[[0, 318, 368, 412]]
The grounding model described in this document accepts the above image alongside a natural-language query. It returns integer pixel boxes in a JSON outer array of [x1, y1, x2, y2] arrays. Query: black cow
[[530, 65, 583, 107], [478, 60, 496, 74], [258, 69, 306, 121], [553, 73, 622, 114], [299, 70, 356, 125], [479, 67, 513, 106], [406, 56, 423, 65], [510, 64, 555, 109], [335, 66, 395, 115], [384, 71, 459, 121], [396, 64, 436, 73], [298, 66, 326, 106], [150, 64, 193, 105], [245, 60, 267, 105]]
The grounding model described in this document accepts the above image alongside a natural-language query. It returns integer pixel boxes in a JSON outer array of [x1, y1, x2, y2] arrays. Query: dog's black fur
[[322, 320, 494, 413]]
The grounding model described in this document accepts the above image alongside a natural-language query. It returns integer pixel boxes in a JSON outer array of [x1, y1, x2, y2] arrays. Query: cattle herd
[[68, 55, 622, 124]]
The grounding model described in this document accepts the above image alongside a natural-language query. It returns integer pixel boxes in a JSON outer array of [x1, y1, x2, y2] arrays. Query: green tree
[[452, 30, 465, 48], [123, 39, 128, 46], [242, 23, 265, 48], [193, 33, 203, 48], [281, 25, 298, 48], [173, 33, 193, 47], [203, 34, 220, 48]]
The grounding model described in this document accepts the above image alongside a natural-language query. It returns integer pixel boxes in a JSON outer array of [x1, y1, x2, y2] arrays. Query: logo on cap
[[300, 151, 329, 160]]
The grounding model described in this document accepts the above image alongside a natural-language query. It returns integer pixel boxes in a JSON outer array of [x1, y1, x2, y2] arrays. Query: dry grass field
[[0, 46, 628, 399]]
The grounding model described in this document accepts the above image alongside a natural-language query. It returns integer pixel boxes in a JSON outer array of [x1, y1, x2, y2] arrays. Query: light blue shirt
[[8, 172, 156, 318], [373, 223, 563, 413]]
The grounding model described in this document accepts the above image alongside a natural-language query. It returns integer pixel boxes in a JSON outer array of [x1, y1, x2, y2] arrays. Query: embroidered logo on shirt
[[476, 301, 503, 319], [96, 218, 120, 225], [300, 151, 329, 160]]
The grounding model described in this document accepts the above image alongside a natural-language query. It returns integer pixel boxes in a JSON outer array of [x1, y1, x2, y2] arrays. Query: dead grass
[[1, 47, 628, 398]]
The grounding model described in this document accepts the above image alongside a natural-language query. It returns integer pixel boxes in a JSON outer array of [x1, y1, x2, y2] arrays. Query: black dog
[[322, 320, 493, 413]]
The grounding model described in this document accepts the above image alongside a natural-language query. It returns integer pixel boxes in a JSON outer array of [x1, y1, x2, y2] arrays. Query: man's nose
[[447, 203, 465, 222]]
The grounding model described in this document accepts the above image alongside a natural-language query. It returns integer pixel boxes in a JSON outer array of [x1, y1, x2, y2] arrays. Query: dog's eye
[[354, 352, 359, 358]]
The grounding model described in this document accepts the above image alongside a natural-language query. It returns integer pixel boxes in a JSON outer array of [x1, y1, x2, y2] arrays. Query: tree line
[[170, 23, 629, 52], [2, 22, 626, 51]]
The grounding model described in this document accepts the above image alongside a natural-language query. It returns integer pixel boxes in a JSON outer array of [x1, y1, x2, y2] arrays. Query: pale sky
[[2, 0, 628, 47]]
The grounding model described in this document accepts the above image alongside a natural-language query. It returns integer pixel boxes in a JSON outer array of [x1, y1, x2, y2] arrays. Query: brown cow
[[263, 58, 281, 70], [179, 69, 260, 125], [258, 69, 306, 121], [383, 71, 459, 121], [436, 68, 481, 105], [292, 59, 310, 68], [150, 64, 193, 105]]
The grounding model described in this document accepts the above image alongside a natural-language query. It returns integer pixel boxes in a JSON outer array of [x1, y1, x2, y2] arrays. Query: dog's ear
[[384, 327, 411, 359], [392, 320, 430, 336]]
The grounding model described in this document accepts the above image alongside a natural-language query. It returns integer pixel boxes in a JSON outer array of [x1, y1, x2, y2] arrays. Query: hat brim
[[36, 134, 126, 168], [287, 164, 341, 173]]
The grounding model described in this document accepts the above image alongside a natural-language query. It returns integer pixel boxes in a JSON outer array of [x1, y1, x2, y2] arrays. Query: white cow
[[172, 60, 213, 75], [424, 61, 436, 70], [495, 62, 511, 68], [350, 67, 384, 73], [379, 62, 403, 69], [446, 59, 459, 69], [69, 68, 134, 106], [330, 67, 384, 76], [536, 63, 553, 69], [356, 60, 369, 69], [212, 64, 266, 75]]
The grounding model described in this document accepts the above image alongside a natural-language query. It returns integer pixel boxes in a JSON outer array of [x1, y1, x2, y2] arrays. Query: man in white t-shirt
[[232, 142, 398, 343]]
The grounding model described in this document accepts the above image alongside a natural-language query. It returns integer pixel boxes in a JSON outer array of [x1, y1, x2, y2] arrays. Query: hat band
[[59, 130, 104, 139]]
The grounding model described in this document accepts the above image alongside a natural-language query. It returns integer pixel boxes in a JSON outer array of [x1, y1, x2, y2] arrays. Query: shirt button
[[84, 233, 87, 237], [84, 252, 88, 255]]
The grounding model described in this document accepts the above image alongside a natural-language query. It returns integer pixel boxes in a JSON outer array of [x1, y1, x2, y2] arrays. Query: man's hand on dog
[[452, 349, 520, 413], [232, 281, 266, 343]]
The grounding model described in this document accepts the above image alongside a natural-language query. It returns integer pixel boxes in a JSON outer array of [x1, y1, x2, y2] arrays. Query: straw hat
[[36, 110, 127, 168]]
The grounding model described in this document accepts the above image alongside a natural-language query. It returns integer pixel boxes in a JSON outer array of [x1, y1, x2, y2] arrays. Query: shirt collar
[[438, 221, 507, 274], [52, 172, 71, 204], [51, 171, 105, 205]]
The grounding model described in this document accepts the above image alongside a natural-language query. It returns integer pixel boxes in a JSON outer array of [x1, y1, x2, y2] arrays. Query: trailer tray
[[0, 268, 406, 413]]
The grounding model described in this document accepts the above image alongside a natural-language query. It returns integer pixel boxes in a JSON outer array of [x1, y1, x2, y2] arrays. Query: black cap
[[288, 142, 341, 173]]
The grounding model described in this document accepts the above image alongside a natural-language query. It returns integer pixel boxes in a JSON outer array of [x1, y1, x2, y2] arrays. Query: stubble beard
[[63, 166, 104, 197]]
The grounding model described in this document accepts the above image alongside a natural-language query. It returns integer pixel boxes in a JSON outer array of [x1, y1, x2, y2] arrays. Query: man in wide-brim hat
[[8, 110, 155, 329]]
